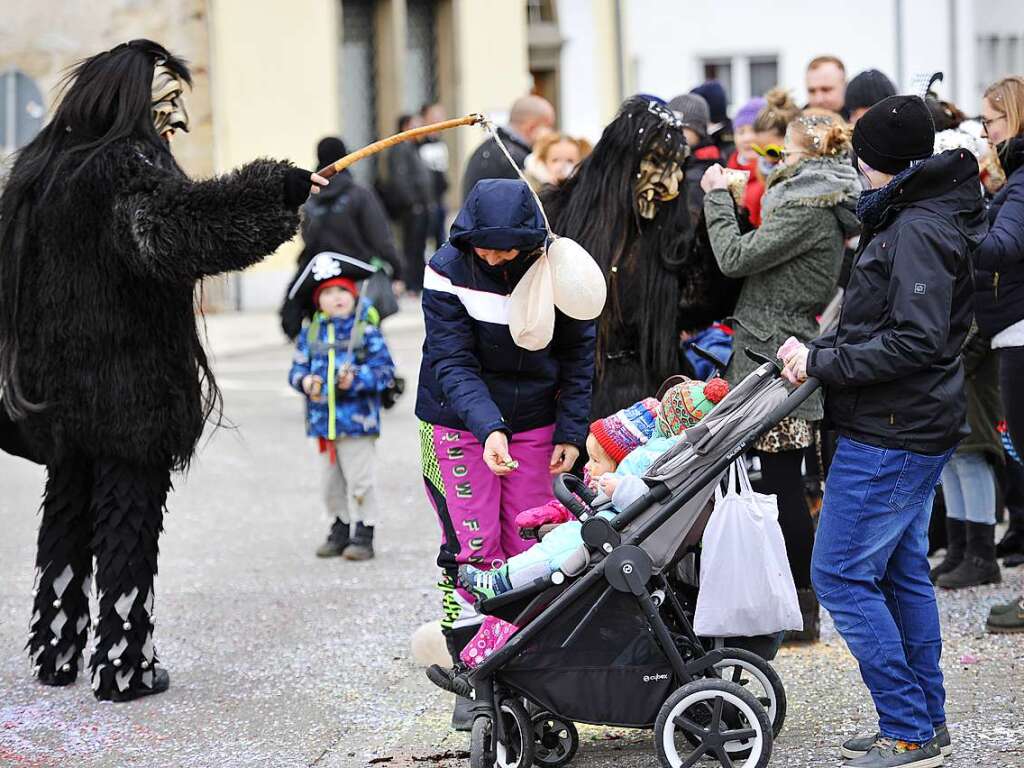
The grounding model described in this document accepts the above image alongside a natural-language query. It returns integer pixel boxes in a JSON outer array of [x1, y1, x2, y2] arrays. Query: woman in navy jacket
[[416, 179, 595, 653], [974, 77, 1024, 633]]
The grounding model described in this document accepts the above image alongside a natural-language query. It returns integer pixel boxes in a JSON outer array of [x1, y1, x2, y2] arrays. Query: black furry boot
[[89, 460, 172, 702], [28, 459, 94, 686]]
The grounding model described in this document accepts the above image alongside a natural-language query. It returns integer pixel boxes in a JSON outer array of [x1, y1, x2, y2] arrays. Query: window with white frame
[[976, 34, 1024, 95], [700, 54, 779, 112], [702, 58, 733, 103]]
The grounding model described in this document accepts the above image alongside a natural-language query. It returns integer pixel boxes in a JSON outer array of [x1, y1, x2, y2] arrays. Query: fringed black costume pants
[[28, 455, 169, 700]]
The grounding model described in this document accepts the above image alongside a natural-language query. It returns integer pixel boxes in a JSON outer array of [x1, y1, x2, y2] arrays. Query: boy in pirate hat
[[288, 252, 397, 560]]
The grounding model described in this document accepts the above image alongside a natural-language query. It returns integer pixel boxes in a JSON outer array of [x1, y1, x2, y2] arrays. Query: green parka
[[704, 157, 861, 420]]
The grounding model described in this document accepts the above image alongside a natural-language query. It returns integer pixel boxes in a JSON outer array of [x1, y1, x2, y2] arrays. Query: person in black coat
[[973, 76, 1024, 633], [781, 96, 985, 763], [280, 137, 401, 340], [419, 102, 451, 250], [0, 40, 321, 702], [387, 114, 434, 293], [460, 94, 555, 201]]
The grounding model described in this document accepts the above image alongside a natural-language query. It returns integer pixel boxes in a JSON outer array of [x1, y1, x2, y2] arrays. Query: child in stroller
[[426, 378, 729, 693]]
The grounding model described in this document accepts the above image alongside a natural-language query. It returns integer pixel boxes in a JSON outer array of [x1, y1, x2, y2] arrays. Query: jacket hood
[[762, 156, 862, 237], [450, 178, 548, 252], [892, 149, 987, 247]]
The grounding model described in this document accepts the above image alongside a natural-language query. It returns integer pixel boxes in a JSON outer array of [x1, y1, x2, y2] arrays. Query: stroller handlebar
[[553, 473, 597, 519]]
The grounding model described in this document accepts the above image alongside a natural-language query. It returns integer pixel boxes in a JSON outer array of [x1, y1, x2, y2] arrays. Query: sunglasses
[[752, 143, 785, 160]]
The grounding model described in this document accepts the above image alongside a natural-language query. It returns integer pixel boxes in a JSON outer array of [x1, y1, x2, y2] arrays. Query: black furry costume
[[542, 96, 738, 417], [0, 41, 304, 700]]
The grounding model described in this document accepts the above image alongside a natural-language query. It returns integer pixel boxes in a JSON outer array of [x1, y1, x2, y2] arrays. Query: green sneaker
[[988, 596, 1023, 615], [457, 564, 512, 602], [845, 737, 944, 767], [842, 726, 950, 759], [987, 596, 1024, 633]]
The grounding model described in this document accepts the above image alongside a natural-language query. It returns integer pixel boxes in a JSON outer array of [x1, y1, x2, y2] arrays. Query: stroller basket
[[501, 580, 675, 727]]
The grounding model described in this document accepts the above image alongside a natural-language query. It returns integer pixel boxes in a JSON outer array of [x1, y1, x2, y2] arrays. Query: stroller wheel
[[470, 699, 535, 768], [530, 712, 579, 767], [711, 648, 787, 738], [655, 678, 773, 768]]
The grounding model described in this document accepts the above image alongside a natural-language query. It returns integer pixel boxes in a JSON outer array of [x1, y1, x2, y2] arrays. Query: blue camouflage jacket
[[288, 307, 395, 438]]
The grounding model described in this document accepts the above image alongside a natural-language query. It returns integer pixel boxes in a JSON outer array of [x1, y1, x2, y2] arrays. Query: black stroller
[[461, 355, 818, 768]]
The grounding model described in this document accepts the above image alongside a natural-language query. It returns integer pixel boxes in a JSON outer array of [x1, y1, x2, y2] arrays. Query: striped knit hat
[[590, 397, 660, 464], [657, 378, 730, 436]]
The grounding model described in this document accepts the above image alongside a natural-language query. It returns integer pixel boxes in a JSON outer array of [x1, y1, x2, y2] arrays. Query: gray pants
[[322, 436, 378, 527]]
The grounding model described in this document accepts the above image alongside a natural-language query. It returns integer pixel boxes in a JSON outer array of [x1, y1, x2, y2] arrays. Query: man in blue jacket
[[416, 179, 595, 721]]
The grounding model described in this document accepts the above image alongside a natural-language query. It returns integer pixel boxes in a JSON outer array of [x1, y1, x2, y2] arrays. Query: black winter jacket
[[461, 127, 530, 202], [387, 141, 433, 213], [280, 172, 401, 338], [973, 136, 1024, 336], [807, 150, 987, 454], [13, 140, 301, 470], [299, 171, 400, 275]]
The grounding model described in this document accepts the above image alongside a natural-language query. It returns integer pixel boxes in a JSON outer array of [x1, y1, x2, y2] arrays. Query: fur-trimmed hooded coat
[[704, 157, 861, 421], [13, 139, 301, 469]]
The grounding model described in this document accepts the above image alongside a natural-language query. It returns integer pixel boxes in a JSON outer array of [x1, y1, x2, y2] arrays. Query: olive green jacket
[[959, 325, 1004, 462], [704, 158, 861, 420]]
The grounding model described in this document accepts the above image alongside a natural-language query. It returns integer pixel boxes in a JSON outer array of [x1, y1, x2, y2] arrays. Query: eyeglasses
[[980, 113, 1006, 131]]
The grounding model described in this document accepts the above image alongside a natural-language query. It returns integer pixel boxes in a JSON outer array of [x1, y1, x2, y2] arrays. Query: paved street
[[2, 309, 1023, 768]]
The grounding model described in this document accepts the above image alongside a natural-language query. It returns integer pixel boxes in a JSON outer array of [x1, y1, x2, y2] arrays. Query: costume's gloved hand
[[283, 167, 329, 209]]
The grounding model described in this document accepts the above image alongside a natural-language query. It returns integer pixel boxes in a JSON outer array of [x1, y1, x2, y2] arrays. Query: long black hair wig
[[542, 95, 694, 387], [0, 41, 196, 421]]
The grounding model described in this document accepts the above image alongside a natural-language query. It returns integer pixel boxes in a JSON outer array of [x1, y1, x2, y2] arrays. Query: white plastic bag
[[693, 461, 803, 637], [508, 253, 556, 351]]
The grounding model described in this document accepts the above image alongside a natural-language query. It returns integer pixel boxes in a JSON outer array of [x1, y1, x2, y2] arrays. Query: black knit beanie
[[316, 136, 347, 170], [852, 95, 935, 174], [845, 69, 897, 113]]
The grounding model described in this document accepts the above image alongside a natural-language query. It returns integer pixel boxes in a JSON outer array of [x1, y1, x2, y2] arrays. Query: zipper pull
[[994, 271, 1000, 301]]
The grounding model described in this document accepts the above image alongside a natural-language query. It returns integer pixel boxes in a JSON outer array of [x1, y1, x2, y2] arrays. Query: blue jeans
[[940, 451, 997, 524], [812, 437, 952, 744]]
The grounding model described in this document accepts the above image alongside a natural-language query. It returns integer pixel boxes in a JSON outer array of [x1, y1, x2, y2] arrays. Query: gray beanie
[[668, 93, 710, 139]]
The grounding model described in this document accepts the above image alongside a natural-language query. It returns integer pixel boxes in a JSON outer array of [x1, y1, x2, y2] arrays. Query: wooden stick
[[316, 113, 485, 179]]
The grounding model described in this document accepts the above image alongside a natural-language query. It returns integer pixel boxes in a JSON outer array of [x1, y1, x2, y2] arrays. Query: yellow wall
[[591, 0, 623, 121], [451, 0, 531, 198], [208, 0, 341, 273]]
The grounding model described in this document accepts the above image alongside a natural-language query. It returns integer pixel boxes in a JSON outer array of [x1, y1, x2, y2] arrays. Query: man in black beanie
[[279, 136, 402, 339], [845, 69, 898, 125], [777, 94, 987, 767]]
